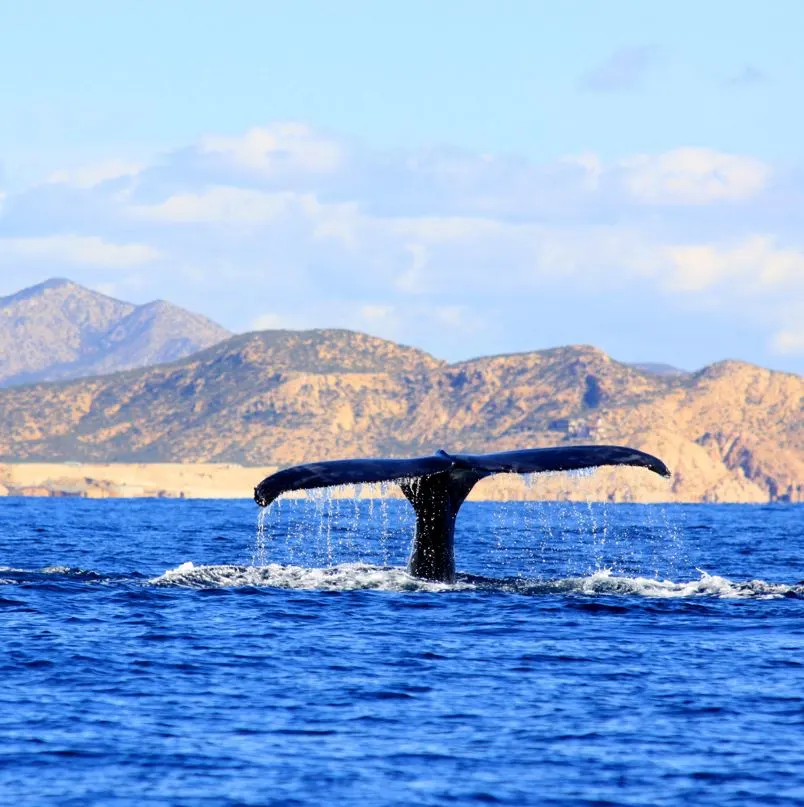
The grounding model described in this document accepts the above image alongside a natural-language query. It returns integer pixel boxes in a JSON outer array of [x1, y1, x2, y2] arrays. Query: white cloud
[[619, 148, 769, 204], [772, 327, 804, 355], [47, 161, 143, 188], [251, 312, 294, 331], [132, 186, 298, 224], [389, 215, 505, 243], [1, 122, 802, 371], [199, 123, 343, 175], [664, 244, 729, 291], [664, 237, 804, 292], [0, 235, 159, 267], [128, 186, 367, 248]]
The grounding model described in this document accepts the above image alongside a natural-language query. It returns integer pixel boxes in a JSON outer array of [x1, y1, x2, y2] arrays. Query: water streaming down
[[255, 484, 395, 573], [248, 472, 696, 589], [252, 505, 268, 567]]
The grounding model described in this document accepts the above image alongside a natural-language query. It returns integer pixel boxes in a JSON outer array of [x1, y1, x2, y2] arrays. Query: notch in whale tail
[[254, 445, 671, 583]]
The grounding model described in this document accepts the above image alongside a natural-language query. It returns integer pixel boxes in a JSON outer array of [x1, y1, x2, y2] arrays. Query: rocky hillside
[[0, 328, 800, 503], [0, 278, 231, 386]]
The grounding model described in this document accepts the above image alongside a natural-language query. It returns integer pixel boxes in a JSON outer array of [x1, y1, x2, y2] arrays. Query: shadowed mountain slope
[[0, 328, 800, 502], [0, 279, 231, 386]]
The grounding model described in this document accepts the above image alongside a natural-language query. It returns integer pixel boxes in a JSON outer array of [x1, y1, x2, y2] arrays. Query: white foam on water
[[521, 568, 798, 599], [149, 562, 803, 599], [149, 561, 464, 592]]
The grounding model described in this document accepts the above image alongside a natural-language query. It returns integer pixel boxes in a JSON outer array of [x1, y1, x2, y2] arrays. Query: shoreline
[[0, 462, 795, 504]]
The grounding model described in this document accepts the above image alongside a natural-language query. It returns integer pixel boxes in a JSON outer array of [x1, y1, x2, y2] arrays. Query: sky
[[1, 0, 803, 373]]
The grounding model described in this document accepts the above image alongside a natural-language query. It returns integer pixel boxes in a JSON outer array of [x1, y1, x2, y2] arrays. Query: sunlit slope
[[0, 328, 800, 502]]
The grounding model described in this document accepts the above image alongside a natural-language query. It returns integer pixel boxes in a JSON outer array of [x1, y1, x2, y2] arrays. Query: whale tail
[[254, 445, 671, 582]]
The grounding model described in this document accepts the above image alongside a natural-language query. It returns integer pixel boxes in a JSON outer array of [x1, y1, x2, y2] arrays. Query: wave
[[0, 565, 131, 585], [150, 562, 804, 599], [4, 562, 801, 599]]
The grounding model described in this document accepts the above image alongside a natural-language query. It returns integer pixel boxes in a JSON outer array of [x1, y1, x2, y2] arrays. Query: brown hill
[[0, 278, 231, 386], [0, 328, 800, 502]]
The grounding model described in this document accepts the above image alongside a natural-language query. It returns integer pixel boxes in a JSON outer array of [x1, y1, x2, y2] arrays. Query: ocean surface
[[1, 494, 803, 806]]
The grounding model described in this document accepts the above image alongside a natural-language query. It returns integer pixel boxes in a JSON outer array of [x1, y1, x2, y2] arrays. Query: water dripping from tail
[[252, 504, 269, 567]]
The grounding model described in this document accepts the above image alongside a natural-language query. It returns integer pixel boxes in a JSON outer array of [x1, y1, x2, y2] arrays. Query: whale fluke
[[254, 453, 453, 507], [254, 445, 671, 582]]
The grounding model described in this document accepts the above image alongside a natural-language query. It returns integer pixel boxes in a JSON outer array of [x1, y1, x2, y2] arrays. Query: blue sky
[[1, 0, 803, 372]]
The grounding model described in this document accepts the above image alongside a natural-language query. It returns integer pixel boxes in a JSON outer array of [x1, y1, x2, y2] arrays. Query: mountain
[[0, 278, 231, 386], [0, 329, 800, 502]]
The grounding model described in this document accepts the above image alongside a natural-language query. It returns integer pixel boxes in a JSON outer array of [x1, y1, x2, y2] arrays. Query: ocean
[[1, 496, 803, 806]]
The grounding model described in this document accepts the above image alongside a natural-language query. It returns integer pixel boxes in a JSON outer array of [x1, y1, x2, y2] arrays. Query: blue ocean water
[[1, 496, 803, 806]]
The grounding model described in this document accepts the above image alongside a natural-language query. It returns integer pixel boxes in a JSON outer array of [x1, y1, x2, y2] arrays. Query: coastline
[[0, 461, 793, 504], [0, 462, 274, 502]]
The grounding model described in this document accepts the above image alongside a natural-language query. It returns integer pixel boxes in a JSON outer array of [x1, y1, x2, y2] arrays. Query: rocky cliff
[[0, 328, 799, 502]]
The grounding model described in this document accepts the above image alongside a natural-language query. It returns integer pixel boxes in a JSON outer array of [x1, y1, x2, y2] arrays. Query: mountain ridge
[[0, 276, 91, 303], [0, 278, 231, 386], [0, 326, 799, 503]]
